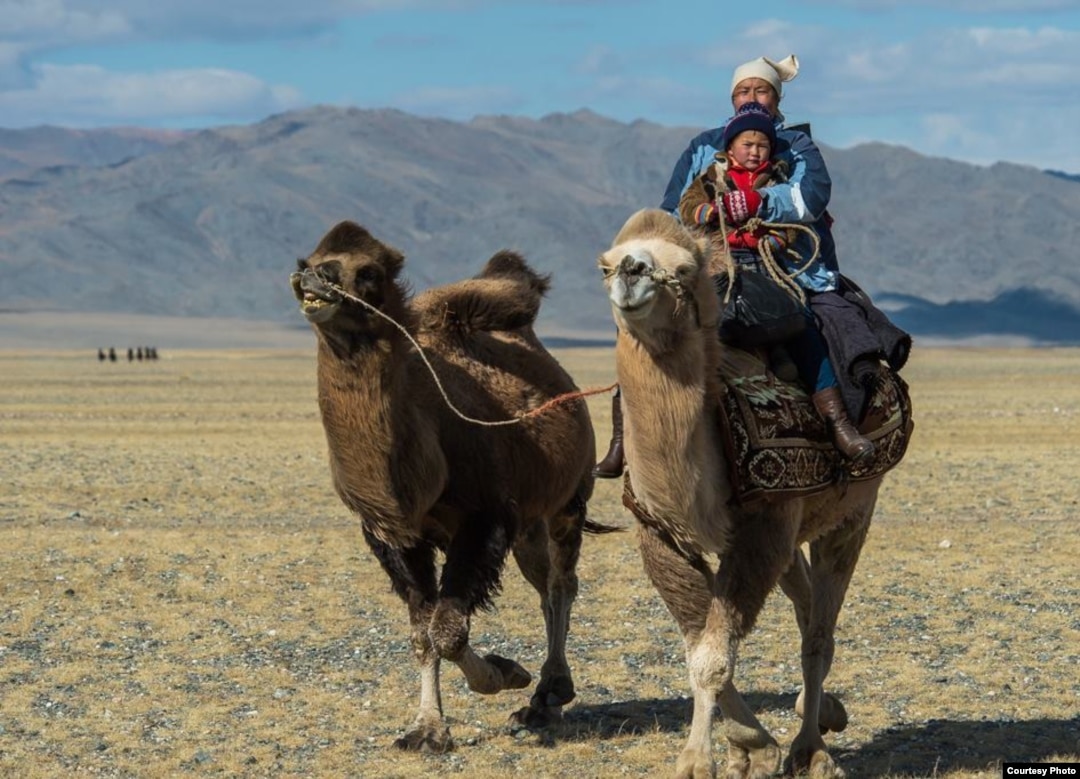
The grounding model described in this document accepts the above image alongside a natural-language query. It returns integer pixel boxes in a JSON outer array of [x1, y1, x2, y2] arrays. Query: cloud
[[0, 63, 303, 126], [0, 1, 131, 42]]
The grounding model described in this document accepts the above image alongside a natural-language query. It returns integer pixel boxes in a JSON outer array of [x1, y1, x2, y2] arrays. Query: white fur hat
[[730, 55, 800, 99]]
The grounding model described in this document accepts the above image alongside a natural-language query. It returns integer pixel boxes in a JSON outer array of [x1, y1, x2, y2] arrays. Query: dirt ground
[[0, 345, 1077, 778]]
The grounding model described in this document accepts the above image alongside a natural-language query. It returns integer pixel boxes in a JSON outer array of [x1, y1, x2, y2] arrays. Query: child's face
[[727, 130, 771, 169]]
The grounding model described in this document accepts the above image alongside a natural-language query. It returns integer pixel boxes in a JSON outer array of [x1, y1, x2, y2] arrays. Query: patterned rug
[[716, 348, 914, 505]]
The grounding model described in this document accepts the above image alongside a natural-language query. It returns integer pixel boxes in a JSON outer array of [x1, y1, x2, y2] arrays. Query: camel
[[291, 220, 611, 752], [598, 209, 908, 779]]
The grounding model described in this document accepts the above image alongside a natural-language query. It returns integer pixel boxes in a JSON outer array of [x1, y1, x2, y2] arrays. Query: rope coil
[[718, 215, 821, 307]]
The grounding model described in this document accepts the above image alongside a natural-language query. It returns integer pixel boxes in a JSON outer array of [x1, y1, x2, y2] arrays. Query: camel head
[[291, 220, 409, 334], [598, 209, 714, 348]]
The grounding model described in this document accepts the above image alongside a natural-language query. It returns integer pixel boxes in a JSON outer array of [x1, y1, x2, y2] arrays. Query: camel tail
[[583, 518, 624, 535]]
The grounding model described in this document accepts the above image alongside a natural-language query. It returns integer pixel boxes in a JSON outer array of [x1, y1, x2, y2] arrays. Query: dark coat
[[810, 276, 912, 422]]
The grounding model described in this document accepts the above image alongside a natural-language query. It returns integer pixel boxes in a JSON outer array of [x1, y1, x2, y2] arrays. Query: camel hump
[[415, 251, 549, 333], [477, 250, 552, 297]]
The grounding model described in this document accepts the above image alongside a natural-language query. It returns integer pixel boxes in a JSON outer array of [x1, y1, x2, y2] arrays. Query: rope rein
[[321, 281, 617, 426], [716, 212, 821, 307]]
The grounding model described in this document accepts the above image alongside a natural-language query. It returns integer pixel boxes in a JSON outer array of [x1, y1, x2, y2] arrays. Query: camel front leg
[[711, 512, 800, 778], [361, 532, 452, 752], [696, 600, 781, 779], [635, 522, 725, 778], [394, 604, 453, 752], [433, 510, 533, 695], [786, 512, 872, 779]]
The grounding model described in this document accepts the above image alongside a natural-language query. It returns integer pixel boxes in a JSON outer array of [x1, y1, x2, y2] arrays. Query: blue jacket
[[659, 119, 839, 292]]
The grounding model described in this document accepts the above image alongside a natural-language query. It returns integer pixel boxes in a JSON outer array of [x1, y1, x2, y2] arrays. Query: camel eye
[[356, 266, 381, 283]]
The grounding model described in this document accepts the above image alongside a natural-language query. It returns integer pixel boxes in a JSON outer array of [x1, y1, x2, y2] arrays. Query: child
[[680, 101, 874, 463], [678, 100, 795, 263]]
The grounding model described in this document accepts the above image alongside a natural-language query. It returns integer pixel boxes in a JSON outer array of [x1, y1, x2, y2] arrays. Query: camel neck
[[616, 332, 731, 554], [313, 335, 438, 546]]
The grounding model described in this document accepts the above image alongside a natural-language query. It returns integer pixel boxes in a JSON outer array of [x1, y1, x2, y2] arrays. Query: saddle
[[715, 347, 913, 505]]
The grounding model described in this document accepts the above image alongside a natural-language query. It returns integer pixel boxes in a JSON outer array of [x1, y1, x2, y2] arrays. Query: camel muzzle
[[291, 268, 347, 322], [617, 252, 652, 279]]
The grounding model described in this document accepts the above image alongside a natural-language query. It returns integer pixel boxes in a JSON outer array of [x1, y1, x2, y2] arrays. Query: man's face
[[731, 78, 779, 115]]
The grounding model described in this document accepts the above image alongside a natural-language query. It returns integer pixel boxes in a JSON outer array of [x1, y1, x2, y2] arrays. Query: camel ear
[[381, 245, 405, 279]]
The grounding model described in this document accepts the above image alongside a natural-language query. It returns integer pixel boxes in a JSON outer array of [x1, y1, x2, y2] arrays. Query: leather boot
[[811, 387, 875, 463], [593, 391, 624, 478]]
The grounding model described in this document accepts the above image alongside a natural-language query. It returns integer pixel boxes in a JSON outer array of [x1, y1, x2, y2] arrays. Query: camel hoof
[[674, 748, 715, 779], [484, 654, 532, 690], [784, 747, 844, 779], [507, 701, 563, 731], [724, 741, 781, 779], [807, 751, 845, 779], [795, 690, 848, 734], [393, 725, 453, 753], [533, 673, 575, 708]]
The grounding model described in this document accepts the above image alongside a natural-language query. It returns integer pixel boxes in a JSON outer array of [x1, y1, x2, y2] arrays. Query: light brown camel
[[598, 208, 895, 779], [291, 220, 611, 752]]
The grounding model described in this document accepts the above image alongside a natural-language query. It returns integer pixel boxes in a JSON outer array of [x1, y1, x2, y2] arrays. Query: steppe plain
[[1, 342, 1077, 778]]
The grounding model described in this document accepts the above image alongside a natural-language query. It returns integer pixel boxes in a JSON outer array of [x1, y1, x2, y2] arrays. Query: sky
[[3, 0, 1080, 172]]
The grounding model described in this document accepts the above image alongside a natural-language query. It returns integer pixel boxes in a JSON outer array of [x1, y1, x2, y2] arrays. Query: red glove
[[721, 189, 762, 225]]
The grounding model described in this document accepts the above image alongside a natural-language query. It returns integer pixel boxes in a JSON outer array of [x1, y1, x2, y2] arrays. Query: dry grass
[[1, 345, 1077, 778]]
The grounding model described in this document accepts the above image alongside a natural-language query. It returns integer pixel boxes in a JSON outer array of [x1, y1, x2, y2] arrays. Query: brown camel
[[291, 220, 610, 752], [598, 208, 901, 779]]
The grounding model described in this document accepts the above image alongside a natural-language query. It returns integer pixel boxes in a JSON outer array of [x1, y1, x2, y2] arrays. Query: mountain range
[[2, 107, 1079, 344]]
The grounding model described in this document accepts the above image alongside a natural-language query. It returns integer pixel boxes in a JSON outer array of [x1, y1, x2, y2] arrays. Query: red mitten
[[721, 189, 762, 225]]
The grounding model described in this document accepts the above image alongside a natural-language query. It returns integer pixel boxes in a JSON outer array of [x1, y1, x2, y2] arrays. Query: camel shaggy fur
[[598, 209, 885, 779], [292, 220, 608, 752]]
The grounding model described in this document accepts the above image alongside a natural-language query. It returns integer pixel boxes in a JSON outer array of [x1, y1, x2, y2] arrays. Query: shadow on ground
[[560, 696, 1078, 777], [838, 717, 1080, 777]]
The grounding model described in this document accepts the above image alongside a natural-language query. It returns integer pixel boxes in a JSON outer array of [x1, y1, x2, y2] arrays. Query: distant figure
[[98, 348, 106, 361], [136, 347, 144, 361], [127, 347, 134, 362], [148, 347, 159, 360], [108, 347, 117, 362]]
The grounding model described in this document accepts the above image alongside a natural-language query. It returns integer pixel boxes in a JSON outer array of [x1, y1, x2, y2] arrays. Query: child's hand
[[692, 202, 720, 226], [721, 190, 762, 225]]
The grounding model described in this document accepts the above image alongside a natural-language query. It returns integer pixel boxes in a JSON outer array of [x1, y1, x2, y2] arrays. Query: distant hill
[[0, 126, 187, 180], [1, 108, 1079, 343]]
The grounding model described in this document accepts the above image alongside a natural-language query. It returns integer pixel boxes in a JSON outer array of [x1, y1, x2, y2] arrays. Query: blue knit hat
[[721, 102, 776, 151]]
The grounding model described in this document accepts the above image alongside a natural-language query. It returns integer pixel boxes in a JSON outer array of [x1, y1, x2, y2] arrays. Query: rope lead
[[320, 282, 617, 426]]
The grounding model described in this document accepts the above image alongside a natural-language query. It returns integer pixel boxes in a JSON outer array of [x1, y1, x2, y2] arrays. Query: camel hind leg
[[786, 500, 874, 779], [779, 548, 849, 735], [507, 493, 588, 729]]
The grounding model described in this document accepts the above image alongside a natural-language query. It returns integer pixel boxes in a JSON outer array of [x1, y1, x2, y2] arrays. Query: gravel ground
[[0, 348, 1077, 778]]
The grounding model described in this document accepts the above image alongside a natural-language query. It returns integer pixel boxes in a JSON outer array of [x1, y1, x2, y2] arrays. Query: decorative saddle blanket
[[716, 348, 914, 505]]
